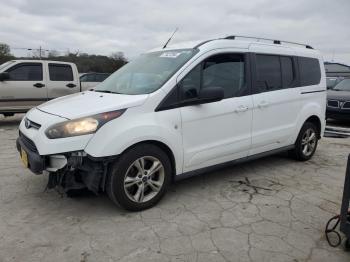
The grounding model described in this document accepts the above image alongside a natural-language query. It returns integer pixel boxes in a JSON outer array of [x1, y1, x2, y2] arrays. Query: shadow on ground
[[0, 114, 23, 128], [327, 119, 350, 128]]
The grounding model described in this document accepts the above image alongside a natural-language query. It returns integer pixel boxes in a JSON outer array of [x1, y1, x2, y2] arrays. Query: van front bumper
[[16, 130, 118, 193], [16, 132, 46, 174]]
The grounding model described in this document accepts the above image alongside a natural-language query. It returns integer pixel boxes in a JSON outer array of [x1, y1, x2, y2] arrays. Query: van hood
[[37, 91, 148, 119]]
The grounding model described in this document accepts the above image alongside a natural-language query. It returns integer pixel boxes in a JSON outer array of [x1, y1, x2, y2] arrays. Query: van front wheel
[[106, 144, 171, 211], [289, 122, 319, 161]]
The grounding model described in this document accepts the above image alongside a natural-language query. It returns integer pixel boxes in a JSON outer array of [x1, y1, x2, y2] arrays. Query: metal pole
[[340, 154, 350, 237]]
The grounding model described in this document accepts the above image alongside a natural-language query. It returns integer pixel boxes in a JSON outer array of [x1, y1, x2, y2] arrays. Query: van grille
[[24, 118, 41, 130], [327, 100, 339, 108], [19, 131, 38, 153]]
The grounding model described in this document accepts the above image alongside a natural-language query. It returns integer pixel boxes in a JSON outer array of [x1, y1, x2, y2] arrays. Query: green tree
[[3, 45, 127, 73], [46, 52, 127, 73], [0, 43, 14, 65]]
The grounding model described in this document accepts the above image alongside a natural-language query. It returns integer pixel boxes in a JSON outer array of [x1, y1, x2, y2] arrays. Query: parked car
[[326, 77, 344, 89], [327, 78, 350, 120], [0, 60, 107, 117], [80, 72, 110, 90], [16, 36, 326, 211]]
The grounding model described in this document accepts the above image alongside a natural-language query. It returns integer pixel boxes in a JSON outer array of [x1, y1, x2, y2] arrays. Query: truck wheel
[[289, 122, 319, 161], [106, 144, 171, 211], [3, 113, 14, 117]]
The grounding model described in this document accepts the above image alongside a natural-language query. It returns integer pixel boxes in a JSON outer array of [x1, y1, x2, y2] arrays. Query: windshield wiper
[[94, 90, 121, 94]]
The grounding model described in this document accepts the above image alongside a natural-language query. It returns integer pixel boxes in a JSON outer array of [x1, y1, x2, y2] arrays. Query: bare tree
[[110, 52, 127, 62], [48, 50, 60, 58]]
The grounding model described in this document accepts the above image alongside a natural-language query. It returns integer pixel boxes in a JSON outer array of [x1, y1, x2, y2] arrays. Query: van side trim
[[174, 145, 294, 181], [301, 90, 326, 95]]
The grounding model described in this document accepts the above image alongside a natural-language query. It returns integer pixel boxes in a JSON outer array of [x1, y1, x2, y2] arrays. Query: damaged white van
[[17, 36, 326, 211]]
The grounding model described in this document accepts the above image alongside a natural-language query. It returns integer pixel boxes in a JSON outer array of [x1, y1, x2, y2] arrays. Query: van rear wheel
[[289, 122, 319, 161], [106, 144, 171, 211]]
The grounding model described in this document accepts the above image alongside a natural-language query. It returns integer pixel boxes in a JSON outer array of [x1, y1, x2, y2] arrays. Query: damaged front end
[[46, 152, 116, 194], [17, 131, 116, 194]]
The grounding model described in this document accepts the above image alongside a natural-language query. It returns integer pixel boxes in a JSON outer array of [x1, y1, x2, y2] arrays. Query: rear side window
[[281, 56, 295, 88], [256, 55, 282, 92], [298, 57, 321, 86], [6, 63, 43, 81], [49, 64, 73, 81]]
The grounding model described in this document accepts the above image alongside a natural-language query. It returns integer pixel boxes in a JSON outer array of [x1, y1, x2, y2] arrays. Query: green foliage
[[0, 42, 127, 73], [48, 51, 128, 73], [0, 43, 15, 65]]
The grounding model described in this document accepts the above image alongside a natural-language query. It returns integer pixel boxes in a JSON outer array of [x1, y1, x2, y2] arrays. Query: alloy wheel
[[123, 156, 165, 203], [301, 128, 317, 157]]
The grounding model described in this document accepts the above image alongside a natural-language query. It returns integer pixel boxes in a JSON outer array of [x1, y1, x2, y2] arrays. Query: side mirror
[[198, 86, 224, 104], [0, 72, 10, 81]]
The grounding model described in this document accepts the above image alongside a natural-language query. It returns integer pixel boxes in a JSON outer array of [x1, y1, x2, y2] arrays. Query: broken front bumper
[[16, 132, 45, 174], [16, 131, 70, 174], [16, 131, 117, 193]]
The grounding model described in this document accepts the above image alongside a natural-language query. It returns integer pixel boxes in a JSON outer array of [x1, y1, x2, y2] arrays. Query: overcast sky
[[1, 0, 349, 64]]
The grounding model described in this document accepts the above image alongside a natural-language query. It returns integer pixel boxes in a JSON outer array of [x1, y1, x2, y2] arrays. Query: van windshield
[[95, 49, 197, 95]]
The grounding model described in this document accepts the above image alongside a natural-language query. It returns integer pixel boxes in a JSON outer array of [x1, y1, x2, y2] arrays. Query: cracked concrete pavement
[[0, 114, 350, 262]]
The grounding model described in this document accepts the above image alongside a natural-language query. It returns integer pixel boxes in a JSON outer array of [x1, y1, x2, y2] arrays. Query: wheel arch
[[292, 101, 325, 144], [120, 140, 177, 182], [304, 115, 322, 139]]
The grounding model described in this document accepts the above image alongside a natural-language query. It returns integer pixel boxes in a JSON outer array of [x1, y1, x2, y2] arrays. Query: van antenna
[[163, 28, 178, 49]]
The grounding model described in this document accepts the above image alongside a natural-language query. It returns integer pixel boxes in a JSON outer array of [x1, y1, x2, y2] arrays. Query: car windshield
[[0, 61, 15, 71], [333, 79, 350, 91], [95, 49, 197, 95]]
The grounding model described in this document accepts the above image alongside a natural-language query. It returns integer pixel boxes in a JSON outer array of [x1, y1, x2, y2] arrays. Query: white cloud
[[1, 0, 349, 64]]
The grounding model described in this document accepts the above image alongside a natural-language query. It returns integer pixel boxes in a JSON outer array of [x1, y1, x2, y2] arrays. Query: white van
[[16, 36, 326, 211]]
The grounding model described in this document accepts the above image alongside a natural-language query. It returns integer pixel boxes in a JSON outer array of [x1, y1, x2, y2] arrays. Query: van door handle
[[33, 83, 45, 88], [257, 101, 269, 108], [66, 83, 76, 88], [234, 105, 249, 113]]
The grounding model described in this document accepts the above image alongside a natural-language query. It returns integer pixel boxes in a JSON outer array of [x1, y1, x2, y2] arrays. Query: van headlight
[[45, 109, 126, 139]]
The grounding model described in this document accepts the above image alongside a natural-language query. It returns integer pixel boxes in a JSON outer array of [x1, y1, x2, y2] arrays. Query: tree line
[[0, 43, 128, 73]]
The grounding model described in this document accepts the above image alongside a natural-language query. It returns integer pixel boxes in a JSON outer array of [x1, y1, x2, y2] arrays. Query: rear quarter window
[[49, 64, 74, 81], [298, 57, 321, 86]]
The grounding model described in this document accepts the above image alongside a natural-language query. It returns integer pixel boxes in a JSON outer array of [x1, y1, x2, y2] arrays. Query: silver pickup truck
[[0, 60, 106, 116]]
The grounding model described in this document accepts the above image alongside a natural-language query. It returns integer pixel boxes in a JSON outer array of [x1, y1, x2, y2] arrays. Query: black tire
[[345, 238, 350, 252], [106, 144, 172, 211], [289, 122, 319, 161], [3, 113, 14, 117]]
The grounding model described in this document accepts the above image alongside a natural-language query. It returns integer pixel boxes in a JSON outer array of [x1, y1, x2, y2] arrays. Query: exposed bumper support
[[17, 133, 118, 194]]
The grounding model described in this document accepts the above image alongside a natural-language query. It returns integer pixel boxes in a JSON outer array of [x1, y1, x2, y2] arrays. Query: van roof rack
[[224, 35, 313, 49]]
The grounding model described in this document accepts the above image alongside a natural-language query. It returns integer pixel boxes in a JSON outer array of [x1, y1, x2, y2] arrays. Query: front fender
[[84, 108, 183, 174]]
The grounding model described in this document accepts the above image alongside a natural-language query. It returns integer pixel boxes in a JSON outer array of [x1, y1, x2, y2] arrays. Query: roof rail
[[225, 35, 313, 49]]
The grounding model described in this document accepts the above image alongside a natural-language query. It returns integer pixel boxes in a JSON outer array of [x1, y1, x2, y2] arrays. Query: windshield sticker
[[160, 52, 183, 58]]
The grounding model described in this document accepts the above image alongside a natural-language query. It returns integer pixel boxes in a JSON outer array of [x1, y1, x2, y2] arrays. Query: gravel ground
[[0, 114, 350, 262]]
